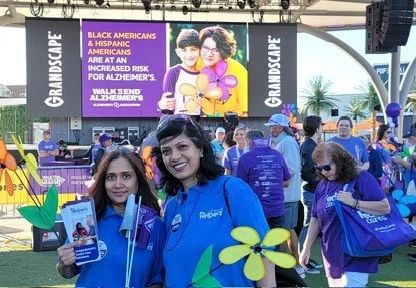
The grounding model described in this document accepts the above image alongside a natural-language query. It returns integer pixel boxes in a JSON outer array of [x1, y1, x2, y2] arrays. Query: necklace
[[165, 189, 201, 251]]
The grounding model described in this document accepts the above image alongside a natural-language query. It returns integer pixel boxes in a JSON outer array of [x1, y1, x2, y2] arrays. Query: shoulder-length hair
[[377, 124, 390, 141], [152, 118, 224, 196], [199, 26, 237, 60], [312, 142, 358, 183], [88, 146, 160, 221]]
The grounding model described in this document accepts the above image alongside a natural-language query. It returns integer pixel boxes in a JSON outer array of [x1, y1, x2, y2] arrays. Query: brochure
[[61, 199, 101, 265]]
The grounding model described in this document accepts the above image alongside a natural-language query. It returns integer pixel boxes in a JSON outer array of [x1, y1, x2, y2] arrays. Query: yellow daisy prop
[[219, 226, 296, 281]]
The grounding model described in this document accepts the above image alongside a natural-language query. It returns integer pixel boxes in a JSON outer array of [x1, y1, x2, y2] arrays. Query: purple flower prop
[[201, 60, 237, 101], [282, 103, 296, 116]]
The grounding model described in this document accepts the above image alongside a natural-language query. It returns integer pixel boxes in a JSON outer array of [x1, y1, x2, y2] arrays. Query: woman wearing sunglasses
[[152, 114, 275, 287], [300, 142, 390, 287]]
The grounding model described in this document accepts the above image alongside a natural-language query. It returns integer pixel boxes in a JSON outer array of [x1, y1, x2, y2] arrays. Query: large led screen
[[27, 19, 297, 118]]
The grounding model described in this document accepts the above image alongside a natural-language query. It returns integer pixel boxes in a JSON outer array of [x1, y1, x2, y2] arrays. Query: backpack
[[367, 147, 384, 180]]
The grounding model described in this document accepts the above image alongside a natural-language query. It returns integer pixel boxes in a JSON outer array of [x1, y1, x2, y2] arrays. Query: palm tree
[[346, 99, 368, 124], [299, 75, 340, 115], [355, 81, 381, 141]]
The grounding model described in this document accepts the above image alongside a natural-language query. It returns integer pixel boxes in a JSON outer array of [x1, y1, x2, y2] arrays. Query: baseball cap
[[403, 129, 416, 138], [264, 114, 289, 127], [216, 127, 226, 133], [99, 133, 113, 145], [43, 130, 51, 135]]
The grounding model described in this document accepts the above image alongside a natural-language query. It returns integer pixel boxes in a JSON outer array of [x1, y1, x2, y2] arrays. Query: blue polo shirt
[[163, 176, 270, 287], [76, 205, 165, 288]]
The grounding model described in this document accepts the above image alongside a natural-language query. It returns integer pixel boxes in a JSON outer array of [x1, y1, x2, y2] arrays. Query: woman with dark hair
[[57, 146, 165, 288], [198, 26, 248, 117], [300, 142, 390, 287], [375, 124, 397, 153], [152, 114, 275, 287]]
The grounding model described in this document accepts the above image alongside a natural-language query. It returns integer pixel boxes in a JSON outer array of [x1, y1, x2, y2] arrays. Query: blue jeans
[[298, 190, 314, 250]]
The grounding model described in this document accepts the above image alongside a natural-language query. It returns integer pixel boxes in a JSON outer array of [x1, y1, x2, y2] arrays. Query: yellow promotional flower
[[219, 226, 296, 281]]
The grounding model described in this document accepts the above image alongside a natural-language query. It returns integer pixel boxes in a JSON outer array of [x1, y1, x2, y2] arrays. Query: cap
[[216, 127, 226, 134], [264, 114, 289, 127], [99, 133, 113, 145], [403, 129, 416, 138], [43, 130, 51, 135]]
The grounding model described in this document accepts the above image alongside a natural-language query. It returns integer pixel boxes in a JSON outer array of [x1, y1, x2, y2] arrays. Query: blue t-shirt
[[329, 136, 370, 165], [37, 140, 58, 165], [237, 146, 290, 218], [223, 145, 249, 177], [211, 139, 225, 166], [163, 176, 270, 287], [76, 205, 165, 288]]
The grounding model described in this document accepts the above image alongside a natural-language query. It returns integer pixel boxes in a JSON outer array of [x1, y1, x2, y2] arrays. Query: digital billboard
[[27, 19, 297, 118]]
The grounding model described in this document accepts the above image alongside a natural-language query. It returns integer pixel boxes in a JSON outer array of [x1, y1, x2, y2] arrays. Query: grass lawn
[[0, 238, 415, 287]]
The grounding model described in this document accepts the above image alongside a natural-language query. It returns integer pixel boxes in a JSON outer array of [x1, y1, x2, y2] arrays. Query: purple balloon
[[385, 102, 401, 118]]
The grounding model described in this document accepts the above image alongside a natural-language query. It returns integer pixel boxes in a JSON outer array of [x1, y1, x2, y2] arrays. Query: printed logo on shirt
[[170, 214, 182, 233], [326, 194, 337, 209], [199, 208, 223, 220]]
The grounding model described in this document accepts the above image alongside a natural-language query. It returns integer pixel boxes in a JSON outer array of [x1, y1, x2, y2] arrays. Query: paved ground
[[0, 217, 32, 248]]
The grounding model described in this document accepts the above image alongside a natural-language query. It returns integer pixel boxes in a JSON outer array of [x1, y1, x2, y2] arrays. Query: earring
[[200, 151, 204, 157]]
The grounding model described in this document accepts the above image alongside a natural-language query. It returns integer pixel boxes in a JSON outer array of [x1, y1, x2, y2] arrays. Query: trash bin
[[31, 216, 67, 252]]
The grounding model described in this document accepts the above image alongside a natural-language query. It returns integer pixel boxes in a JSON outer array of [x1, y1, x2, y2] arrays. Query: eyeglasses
[[315, 162, 333, 172], [201, 45, 220, 56], [157, 114, 202, 137]]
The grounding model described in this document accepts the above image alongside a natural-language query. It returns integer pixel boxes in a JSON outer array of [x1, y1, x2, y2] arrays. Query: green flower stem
[[186, 263, 224, 288]]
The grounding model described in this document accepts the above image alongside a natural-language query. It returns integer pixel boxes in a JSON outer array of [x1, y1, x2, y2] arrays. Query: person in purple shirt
[[37, 130, 59, 166], [300, 142, 390, 287], [237, 129, 291, 229]]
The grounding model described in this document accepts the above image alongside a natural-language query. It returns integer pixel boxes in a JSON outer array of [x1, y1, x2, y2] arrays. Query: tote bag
[[334, 181, 415, 258]]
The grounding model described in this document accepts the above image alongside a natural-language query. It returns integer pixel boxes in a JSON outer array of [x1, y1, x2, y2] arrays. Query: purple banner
[[82, 21, 167, 117], [30, 166, 92, 195]]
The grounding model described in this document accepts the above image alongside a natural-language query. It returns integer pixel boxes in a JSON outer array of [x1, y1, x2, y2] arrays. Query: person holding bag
[[300, 142, 390, 287]]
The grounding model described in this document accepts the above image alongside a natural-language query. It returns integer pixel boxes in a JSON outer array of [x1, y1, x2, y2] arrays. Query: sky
[[0, 25, 415, 96]]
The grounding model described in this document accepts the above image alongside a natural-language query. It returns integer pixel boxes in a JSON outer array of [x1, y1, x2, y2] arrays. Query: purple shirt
[[237, 146, 290, 218], [312, 171, 386, 278], [37, 140, 58, 165]]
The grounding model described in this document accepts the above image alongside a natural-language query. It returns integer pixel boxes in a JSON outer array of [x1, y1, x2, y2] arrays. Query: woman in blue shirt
[[152, 114, 275, 287], [56, 146, 165, 288]]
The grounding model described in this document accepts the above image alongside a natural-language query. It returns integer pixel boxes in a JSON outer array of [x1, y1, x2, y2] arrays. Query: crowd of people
[[55, 113, 416, 287]]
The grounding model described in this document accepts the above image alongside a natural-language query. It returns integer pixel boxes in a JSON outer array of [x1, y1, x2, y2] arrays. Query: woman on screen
[[198, 25, 248, 117]]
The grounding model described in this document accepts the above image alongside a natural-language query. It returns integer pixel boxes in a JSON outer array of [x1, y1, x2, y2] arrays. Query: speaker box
[[223, 113, 239, 133], [365, 3, 397, 54], [331, 109, 339, 117], [379, 0, 414, 47]]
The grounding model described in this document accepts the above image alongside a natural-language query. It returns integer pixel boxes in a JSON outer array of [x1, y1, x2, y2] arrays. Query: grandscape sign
[[26, 19, 297, 118], [46, 31, 64, 108], [26, 19, 82, 117]]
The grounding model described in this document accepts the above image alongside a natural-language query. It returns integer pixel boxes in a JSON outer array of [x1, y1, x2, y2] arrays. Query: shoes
[[295, 266, 306, 279], [308, 258, 323, 269], [409, 239, 416, 248], [305, 266, 320, 274], [408, 253, 416, 262]]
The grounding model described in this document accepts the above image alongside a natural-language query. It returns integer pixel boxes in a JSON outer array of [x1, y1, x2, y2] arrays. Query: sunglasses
[[157, 114, 202, 137], [315, 162, 333, 172]]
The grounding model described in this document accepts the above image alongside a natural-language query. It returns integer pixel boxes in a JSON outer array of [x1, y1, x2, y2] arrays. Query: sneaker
[[305, 266, 320, 274], [409, 239, 416, 248], [295, 266, 306, 279], [408, 253, 416, 262], [308, 258, 323, 269]]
